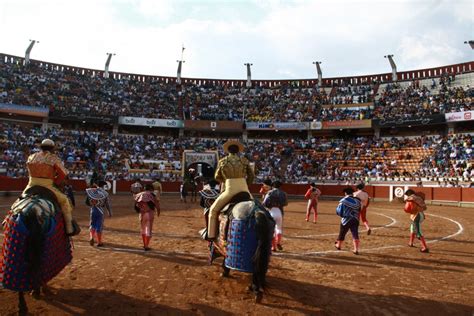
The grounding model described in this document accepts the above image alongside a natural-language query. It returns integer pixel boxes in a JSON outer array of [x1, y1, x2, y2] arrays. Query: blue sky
[[0, 0, 472, 80]]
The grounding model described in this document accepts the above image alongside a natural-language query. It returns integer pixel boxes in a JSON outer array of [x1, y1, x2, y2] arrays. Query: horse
[[202, 192, 275, 303], [0, 186, 76, 315], [184, 174, 200, 203]]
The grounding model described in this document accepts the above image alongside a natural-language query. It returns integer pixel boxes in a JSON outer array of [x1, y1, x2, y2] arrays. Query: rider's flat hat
[[40, 139, 55, 147], [223, 139, 244, 153], [40, 138, 54, 148]]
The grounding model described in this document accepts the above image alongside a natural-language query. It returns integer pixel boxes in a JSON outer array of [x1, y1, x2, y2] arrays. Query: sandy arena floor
[[0, 194, 473, 315]]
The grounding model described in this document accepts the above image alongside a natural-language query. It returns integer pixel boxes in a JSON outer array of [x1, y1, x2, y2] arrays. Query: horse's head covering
[[40, 139, 55, 148], [86, 188, 108, 201], [223, 139, 244, 154]]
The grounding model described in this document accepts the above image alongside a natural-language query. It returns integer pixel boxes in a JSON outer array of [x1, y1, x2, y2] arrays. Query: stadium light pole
[[312, 61, 322, 87], [244, 63, 253, 88], [104, 53, 116, 79], [384, 54, 397, 82], [176, 45, 185, 85], [464, 40, 474, 50], [243, 63, 253, 123], [24, 39, 39, 66]]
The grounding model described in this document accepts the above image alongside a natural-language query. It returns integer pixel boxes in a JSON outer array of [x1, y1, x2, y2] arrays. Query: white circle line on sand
[[276, 212, 464, 257], [72, 212, 463, 258], [291, 212, 397, 239], [74, 243, 208, 257]]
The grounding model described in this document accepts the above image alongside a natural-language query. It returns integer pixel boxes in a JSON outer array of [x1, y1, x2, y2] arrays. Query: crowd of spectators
[[329, 81, 376, 105], [374, 79, 473, 121], [1, 122, 472, 186], [2, 59, 471, 124]]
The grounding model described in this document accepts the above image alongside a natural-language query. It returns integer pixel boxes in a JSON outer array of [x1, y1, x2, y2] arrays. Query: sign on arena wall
[[445, 110, 474, 122], [373, 114, 445, 128], [310, 121, 322, 130], [0, 103, 49, 118], [245, 122, 309, 130], [322, 119, 372, 129], [184, 120, 243, 131], [50, 111, 117, 124], [118, 116, 184, 128], [182, 151, 219, 172]]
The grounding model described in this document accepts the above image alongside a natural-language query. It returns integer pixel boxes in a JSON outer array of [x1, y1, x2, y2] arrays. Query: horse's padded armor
[[1, 198, 72, 291], [225, 216, 258, 273]]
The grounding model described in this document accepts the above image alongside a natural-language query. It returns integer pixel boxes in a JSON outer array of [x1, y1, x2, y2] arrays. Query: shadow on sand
[[264, 276, 472, 315]]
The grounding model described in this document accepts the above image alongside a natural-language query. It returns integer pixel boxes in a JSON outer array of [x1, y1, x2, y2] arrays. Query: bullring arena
[[1, 188, 473, 315], [1, 2, 474, 313]]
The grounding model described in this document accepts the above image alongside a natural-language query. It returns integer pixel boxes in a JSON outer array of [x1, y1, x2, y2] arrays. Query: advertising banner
[[322, 119, 372, 129], [50, 111, 117, 124], [118, 116, 184, 128], [245, 121, 309, 130], [445, 110, 474, 122], [184, 120, 243, 131], [373, 114, 445, 128], [0, 103, 49, 118], [310, 121, 322, 130]]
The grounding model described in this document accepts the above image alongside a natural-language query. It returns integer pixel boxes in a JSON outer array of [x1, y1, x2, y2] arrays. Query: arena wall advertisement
[[245, 122, 309, 130], [50, 111, 117, 124], [118, 116, 184, 128], [0, 103, 49, 118], [373, 114, 445, 128], [445, 110, 474, 122], [322, 119, 372, 129], [184, 120, 243, 131], [310, 121, 322, 130]]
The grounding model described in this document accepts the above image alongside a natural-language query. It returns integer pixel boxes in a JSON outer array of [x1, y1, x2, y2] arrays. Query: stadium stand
[[0, 53, 473, 186]]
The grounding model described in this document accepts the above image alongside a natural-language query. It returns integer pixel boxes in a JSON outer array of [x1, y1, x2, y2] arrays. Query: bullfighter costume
[[335, 187, 361, 254], [354, 183, 371, 235], [304, 183, 321, 223], [404, 189, 429, 253], [263, 181, 288, 251], [86, 186, 112, 247], [207, 140, 254, 239], [135, 185, 159, 250], [23, 139, 74, 234]]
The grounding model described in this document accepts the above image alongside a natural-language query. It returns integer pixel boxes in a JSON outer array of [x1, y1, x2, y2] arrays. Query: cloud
[[397, 34, 464, 69], [0, 0, 471, 79]]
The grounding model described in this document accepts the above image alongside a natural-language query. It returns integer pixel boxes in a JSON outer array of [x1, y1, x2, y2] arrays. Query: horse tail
[[22, 208, 44, 277], [252, 209, 275, 288]]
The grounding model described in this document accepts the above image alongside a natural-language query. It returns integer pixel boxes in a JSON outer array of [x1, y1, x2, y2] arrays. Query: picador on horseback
[[200, 140, 275, 303], [1, 139, 79, 315]]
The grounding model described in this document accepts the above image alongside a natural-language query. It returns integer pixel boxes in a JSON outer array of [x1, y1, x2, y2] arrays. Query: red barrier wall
[[432, 187, 462, 202], [461, 188, 474, 202], [373, 186, 390, 200], [1, 178, 473, 204], [407, 187, 433, 201]]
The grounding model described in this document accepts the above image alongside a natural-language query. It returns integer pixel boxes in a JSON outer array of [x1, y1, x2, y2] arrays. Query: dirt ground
[[0, 193, 473, 316]]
